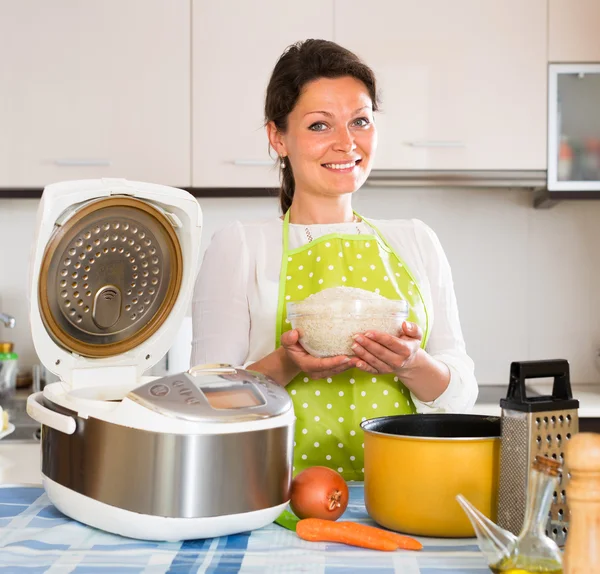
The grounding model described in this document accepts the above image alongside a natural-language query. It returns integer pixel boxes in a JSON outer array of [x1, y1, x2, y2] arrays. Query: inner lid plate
[[39, 196, 183, 358]]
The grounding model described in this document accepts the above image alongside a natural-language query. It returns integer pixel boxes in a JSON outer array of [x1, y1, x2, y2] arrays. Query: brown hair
[[264, 39, 380, 213]]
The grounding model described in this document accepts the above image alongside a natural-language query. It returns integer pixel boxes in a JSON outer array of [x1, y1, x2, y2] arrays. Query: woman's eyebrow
[[303, 106, 370, 118], [304, 110, 333, 118]]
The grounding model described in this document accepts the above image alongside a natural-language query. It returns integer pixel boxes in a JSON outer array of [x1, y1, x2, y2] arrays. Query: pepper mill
[[563, 432, 600, 573]]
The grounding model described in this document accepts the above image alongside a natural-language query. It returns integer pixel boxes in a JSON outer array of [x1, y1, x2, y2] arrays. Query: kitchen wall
[[1, 187, 599, 386]]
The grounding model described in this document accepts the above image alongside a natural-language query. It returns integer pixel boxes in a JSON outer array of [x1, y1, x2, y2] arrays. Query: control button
[[172, 380, 185, 388], [149, 384, 170, 397], [186, 397, 200, 405], [179, 389, 193, 396]]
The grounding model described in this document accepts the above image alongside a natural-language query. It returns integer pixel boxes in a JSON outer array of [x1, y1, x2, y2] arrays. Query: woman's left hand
[[351, 321, 423, 375]]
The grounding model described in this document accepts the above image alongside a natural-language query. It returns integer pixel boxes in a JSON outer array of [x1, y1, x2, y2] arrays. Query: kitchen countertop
[[0, 443, 41, 485], [0, 483, 489, 573], [0, 382, 593, 570], [472, 382, 600, 418], [1, 383, 600, 489]]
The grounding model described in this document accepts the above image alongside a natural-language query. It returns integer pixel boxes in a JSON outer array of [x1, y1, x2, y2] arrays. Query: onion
[[289, 466, 349, 521]]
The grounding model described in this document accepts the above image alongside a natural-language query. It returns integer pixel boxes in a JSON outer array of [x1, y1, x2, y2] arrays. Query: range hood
[[365, 169, 600, 209], [365, 170, 546, 189]]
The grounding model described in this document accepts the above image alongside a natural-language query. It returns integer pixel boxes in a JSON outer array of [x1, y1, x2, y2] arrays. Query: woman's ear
[[267, 121, 287, 158]]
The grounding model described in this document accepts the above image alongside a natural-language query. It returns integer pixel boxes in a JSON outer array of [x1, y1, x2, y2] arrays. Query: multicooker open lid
[[29, 179, 202, 389]]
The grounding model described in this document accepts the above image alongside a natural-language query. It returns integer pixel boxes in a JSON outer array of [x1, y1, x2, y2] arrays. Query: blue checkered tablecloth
[[0, 483, 490, 573]]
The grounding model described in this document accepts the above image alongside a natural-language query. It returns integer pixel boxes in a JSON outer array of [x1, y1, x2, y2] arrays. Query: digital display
[[202, 385, 265, 410]]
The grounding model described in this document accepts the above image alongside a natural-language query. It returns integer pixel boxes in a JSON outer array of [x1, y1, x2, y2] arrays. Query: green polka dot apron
[[276, 211, 430, 482]]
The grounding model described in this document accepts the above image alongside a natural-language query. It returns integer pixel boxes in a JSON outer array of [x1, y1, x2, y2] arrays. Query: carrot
[[296, 518, 422, 552], [370, 526, 423, 551]]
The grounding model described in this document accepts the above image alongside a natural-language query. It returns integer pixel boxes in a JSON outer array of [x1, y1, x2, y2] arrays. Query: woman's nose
[[333, 128, 356, 153]]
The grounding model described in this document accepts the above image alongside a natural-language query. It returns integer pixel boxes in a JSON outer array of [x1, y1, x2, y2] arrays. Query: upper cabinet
[[192, 0, 334, 188], [335, 0, 548, 171], [549, 0, 600, 62], [547, 64, 600, 191], [0, 0, 190, 188], [4, 1, 600, 191]]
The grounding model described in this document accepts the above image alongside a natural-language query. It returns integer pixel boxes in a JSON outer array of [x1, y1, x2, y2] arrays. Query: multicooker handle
[[26, 392, 76, 435]]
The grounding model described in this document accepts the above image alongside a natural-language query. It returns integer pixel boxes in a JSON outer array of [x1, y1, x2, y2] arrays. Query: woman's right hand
[[281, 329, 359, 380]]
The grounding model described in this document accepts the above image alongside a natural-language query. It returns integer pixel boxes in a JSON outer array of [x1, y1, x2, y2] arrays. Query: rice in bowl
[[286, 286, 409, 358]]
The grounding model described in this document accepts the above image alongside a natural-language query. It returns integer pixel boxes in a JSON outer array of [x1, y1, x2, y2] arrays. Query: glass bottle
[[491, 455, 563, 573], [0, 342, 18, 393], [458, 455, 563, 573]]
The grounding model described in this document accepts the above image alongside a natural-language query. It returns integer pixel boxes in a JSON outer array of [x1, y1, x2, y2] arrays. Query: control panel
[[127, 368, 292, 422]]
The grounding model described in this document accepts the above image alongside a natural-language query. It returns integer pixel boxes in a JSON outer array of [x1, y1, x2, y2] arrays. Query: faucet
[[0, 313, 15, 329]]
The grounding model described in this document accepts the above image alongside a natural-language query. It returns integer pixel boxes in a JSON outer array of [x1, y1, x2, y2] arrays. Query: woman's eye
[[308, 122, 328, 132], [353, 117, 370, 127]]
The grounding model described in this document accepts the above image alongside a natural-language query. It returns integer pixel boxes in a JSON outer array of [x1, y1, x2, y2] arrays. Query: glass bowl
[[286, 298, 409, 358]]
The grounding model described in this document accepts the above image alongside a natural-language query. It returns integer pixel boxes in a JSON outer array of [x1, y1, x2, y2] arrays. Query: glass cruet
[[458, 455, 563, 573]]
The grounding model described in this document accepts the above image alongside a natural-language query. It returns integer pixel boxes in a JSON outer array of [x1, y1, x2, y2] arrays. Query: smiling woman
[[268, 76, 376, 213], [264, 40, 379, 216], [191, 39, 478, 481]]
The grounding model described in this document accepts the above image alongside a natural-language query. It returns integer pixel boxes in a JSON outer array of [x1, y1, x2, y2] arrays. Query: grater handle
[[507, 359, 572, 403]]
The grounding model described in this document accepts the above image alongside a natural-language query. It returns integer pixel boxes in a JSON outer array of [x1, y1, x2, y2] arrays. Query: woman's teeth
[[323, 161, 357, 169]]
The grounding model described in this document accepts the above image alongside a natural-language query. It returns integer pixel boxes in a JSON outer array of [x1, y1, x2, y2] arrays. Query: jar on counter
[[558, 138, 573, 180], [0, 342, 18, 393], [583, 137, 600, 181]]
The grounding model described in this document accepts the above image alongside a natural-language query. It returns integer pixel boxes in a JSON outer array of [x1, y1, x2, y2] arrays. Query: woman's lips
[[322, 159, 362, 173]]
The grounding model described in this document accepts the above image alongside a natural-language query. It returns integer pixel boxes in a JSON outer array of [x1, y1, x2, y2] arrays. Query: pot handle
[[26, 392, 76, 435]]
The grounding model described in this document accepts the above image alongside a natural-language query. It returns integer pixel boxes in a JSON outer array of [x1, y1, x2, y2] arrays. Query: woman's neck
[[288, 193, 355, 225]]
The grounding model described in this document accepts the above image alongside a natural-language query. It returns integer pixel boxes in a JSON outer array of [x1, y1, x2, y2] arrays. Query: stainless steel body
[[41, 397, 294, 518], [497, 360, 579, 547]]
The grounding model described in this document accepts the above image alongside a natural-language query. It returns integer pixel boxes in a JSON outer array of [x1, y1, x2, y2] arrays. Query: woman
[[191, 39, 477, 481]]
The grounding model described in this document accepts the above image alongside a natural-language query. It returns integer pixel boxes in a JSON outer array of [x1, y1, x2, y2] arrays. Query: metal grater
[[497, 360, 579, 548]]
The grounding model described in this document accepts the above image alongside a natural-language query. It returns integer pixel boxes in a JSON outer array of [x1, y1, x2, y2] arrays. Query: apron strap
[[282, 209, 291, 253], [355, 211, 394, 253], [276, 210, 292, 348]]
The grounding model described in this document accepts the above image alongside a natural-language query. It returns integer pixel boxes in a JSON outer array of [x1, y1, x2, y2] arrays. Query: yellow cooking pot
[[361, 414, 501, 538]]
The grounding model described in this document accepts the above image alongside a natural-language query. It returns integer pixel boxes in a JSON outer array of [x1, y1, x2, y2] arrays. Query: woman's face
[[269, 76, 377, 199]]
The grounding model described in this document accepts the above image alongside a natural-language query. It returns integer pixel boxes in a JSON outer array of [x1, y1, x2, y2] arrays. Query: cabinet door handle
[[233, 159, 276, 166], [54, 159, 111, 167], [405, 141, 466, 148]]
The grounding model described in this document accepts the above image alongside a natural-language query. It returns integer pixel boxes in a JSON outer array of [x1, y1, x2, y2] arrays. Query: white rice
[[287, 287, 409, 358]]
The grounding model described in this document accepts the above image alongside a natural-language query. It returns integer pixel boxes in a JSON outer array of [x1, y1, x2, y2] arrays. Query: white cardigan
[[191, 217, 478, 413]]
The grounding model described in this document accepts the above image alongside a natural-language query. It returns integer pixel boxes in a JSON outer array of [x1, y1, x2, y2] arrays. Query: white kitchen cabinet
[[192, 0, 333, 188], [547, 64, 600, 191], [549, 0, 600, 63], [335, 0, 547, 171], [0, 0, 190, 188]]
